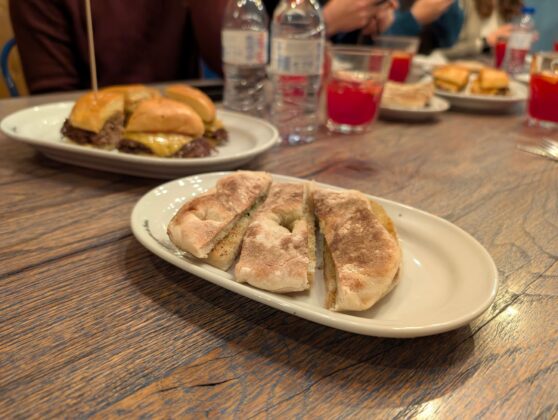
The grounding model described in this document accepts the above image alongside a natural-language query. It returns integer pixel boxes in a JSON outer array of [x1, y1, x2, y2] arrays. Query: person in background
[[320, 0, 397, 37], [263, 0, 462, 52], [527, 0, 558, 52], [12, 0, 397, 94], [9, 0, 223, 94], [263, 0, 397, 39], [386, 0, 465, 52], [436, 0, 524, 58]]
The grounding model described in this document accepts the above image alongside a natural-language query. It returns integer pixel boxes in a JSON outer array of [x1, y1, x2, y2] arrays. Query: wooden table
[[1, 88, 557, 419]]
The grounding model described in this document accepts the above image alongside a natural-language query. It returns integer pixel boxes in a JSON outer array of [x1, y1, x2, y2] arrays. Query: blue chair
[[1, 38, 19, 97], [201, 60, 220, 80]]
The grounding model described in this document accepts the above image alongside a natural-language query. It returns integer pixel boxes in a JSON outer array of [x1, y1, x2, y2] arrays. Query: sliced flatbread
[[167, 171, 272, 259], [235, 183, 316, 293], [312, 187, 401, 312], [382, 81, 434, 109], [205, 210, 255, 271]]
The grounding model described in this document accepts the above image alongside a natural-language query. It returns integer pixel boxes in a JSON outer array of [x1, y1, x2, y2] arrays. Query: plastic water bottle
[[506, 6, 536, 75], [270, 0, 325, 145], [222, 0, 269, 115]]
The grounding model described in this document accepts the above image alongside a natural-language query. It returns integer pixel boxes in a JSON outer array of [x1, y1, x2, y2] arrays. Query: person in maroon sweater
[[11, 0, 397, 94], [9, 0, 226, 94]]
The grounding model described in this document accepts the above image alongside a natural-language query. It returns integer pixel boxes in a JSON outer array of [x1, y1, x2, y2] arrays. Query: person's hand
[[362, 2, 397, 35], [485, 24, 514, 47], [323, 0, 392, 36], [410, 0, 453, 25]]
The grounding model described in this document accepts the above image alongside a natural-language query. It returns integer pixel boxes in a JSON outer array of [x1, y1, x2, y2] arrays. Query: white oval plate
[[131, 172, 498, 338], [380, 96, 450, 122], [435, 80, 527, 112], [0, 102, 279, 179]]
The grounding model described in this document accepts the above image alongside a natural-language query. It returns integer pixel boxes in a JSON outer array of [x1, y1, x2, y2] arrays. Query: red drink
[[388, 52, 413, 82], [554, 41, 558, 52], [494, 40, 507, 68], [327, 74, 383, 126], [528, 72, 558, 124]]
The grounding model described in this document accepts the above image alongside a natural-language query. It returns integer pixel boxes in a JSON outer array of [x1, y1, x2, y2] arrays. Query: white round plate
[[435, 80, 527, 112], [0, 102, 279, 179], [131, 172, 498, 338], [380, 96, 450, 122]]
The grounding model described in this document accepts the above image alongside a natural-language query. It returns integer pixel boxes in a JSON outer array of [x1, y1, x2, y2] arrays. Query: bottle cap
[[522, 6, 535, 14]]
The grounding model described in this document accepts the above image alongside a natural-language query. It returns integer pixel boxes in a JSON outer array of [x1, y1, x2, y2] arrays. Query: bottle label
[[508, 32, 532, 50], [271, 38, 324, 75], [222, 30, 268, 65]]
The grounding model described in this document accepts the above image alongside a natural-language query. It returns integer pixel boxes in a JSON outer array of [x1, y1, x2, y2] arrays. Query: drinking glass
[[325, 46, 390, 134], [372, 36, 419, 82], [528, 52, 558, 128], [494, 36, 507, 69]]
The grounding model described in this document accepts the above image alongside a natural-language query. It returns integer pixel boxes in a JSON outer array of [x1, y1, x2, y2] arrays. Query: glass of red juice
[[326, 46, 390, 134], [373, 36, 419, 82], [494, 37, 507, 69], [389, 52, 413, 82], [528, 52, 558, 128]]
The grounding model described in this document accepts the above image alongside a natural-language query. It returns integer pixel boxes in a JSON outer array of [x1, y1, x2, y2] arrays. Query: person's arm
[[433, 0, 499, 58], [323, 0, 391, 36], [385, 10, 422, 36], [438, 23, 514, 58], [386, 0, 456, 37], [9, 0, 85, 93], [437, 38, 480, 58], [426, 1, 464, 48]]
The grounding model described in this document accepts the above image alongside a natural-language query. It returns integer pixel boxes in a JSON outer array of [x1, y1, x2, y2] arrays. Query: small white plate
[[435, 80, 527, 112], [380, 96, 450, 122], [514, 73, 531, 84], [131, 172, 498, 338], [0, 102, 279, 179]]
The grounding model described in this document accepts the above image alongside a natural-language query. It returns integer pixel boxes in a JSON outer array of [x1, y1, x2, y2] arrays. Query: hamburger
[[164, 84, 228, 145], [102, 84, 160, 117], [117, 97, 221, 158], [61, 91, 125, 149], [470, 68, 510, 96], [433, 65, 471, 93]]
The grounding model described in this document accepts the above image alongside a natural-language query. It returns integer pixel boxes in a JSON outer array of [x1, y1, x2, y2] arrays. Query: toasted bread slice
[[479, 68, 509, 90], [235, 183, 315, 293], [433, 65, 470, 92], [313, 188, 401, 312]]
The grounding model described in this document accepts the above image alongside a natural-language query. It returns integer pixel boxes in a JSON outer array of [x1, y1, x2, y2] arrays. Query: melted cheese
[[124, 132, 193, 157]]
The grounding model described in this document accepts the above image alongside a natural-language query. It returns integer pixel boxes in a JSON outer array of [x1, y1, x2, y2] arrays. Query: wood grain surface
[[0, 89, 557, 419]]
